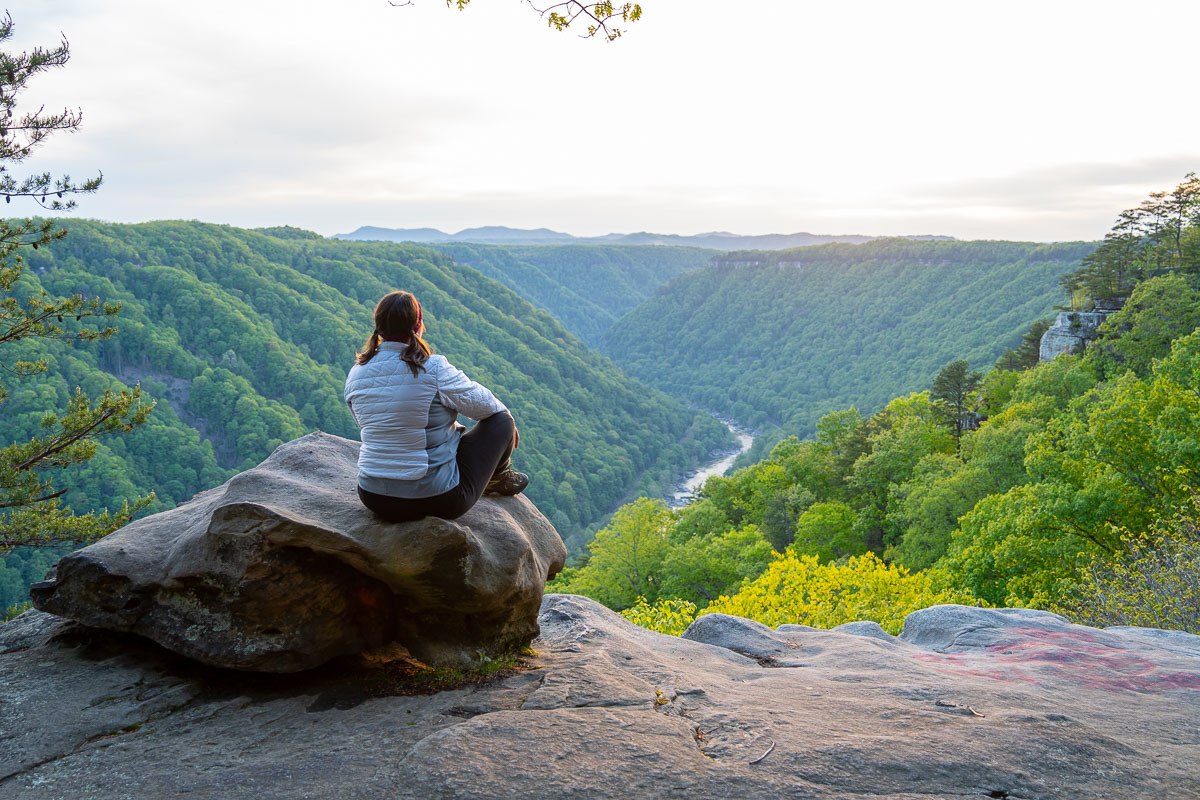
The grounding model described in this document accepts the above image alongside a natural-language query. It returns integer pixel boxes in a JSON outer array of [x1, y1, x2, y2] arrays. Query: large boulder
[[29, 432, 566, 672]]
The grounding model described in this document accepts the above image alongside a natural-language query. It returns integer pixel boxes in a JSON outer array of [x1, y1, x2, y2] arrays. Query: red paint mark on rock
[[911, 626, 1200, 693]]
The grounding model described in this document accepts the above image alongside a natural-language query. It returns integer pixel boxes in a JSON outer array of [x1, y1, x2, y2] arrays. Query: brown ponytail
[[401, 334, 432, 377], [357, 291, 432, 377], [355, 331, 383, 366]]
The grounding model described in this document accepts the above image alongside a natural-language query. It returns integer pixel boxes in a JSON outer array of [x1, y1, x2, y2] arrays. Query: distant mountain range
[[333, 225, 954, 251]]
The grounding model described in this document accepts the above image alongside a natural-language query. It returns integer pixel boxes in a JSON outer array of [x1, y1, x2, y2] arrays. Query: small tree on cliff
[[930, 359, 981, 455], [995, 318, 1052, 372], [0, 13, 151, 555]]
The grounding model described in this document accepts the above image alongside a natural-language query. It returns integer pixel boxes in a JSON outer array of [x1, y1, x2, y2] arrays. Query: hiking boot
[[485, 470, 529, 497]]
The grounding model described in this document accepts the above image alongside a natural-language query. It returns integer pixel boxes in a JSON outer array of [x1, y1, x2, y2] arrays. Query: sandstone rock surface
[[2, 596, 1198, 799], [29, 432, 566, 672], [1038, 310, 1112, 361]]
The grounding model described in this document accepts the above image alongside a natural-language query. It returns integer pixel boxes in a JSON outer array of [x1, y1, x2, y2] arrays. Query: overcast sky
[[9, 0, 1200, 241]]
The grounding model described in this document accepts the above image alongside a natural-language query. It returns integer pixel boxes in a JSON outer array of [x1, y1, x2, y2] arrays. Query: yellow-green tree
[[704, 552, 977, 635], [619, 596, 697, 636], [1063, 509, 1200, 633]]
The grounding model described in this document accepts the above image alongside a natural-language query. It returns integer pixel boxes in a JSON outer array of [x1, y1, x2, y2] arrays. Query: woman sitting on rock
[[345, 290, 527, 522]]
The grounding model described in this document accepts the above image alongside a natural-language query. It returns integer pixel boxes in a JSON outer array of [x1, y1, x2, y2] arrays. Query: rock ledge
[[2, 596, 1199, 798]]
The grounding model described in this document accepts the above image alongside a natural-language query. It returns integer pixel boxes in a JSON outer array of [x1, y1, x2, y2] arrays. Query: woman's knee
[[483, 409, 514, 432], [479, 410, 516, 447]]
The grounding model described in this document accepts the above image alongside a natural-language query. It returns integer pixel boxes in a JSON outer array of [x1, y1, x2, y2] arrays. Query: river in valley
[[667, 420, 754, 508]]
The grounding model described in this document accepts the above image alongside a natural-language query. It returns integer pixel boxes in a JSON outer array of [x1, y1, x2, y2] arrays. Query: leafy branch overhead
[[394, 1, 644, 41], [529, 0, 642, 40]]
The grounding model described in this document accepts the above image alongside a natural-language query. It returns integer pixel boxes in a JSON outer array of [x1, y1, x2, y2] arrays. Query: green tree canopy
[[1088, 273, 1200, 378], [551, 497, 674, 609], [791, 501, 862, 563]]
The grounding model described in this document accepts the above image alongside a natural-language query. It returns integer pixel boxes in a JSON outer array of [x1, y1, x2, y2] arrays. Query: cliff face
[[3, 595, 1198, 799], [1039, 310, 1112, 361]]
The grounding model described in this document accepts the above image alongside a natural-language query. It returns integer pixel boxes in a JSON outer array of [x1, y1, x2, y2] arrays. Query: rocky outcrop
[[29, 432, 566, 672], [1039, 310, 1112, 361], [2, 596, 1198, 798]]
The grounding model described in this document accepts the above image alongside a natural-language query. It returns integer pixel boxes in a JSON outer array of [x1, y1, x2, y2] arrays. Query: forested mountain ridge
[[0, 220, 732, 607], [605, 238, 1095, 455], [429, 243, 714, 344]]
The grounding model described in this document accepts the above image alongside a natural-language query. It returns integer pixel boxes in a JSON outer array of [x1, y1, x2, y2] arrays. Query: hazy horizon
[[8, 0, 1199, 242], [56, 217, 1086, 245]]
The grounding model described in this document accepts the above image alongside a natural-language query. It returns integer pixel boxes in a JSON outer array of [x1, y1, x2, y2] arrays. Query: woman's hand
[[513, 426, 520, 449]]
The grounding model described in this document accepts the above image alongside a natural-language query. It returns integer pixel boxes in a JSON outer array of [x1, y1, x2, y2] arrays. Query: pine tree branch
[[0, 487, 64, 510]]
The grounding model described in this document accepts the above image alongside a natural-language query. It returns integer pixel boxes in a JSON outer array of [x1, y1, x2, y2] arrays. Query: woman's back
[[349, 290, 526, 522], [346, 347, 460, 487]]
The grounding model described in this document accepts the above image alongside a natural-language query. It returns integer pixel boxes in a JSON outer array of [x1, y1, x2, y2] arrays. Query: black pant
[[357, 410, 516, 523]]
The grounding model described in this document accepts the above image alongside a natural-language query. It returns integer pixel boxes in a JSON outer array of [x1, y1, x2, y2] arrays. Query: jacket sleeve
[[433, 358, 508, 421], [343, 368, 361, 425]]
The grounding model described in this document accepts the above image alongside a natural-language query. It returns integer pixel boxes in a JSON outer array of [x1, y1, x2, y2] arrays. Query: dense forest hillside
[[428, 243, 713, 345], [605, 239, 1094, 454], [556, 174, 1200, 639], [0, 221, 733, 607]]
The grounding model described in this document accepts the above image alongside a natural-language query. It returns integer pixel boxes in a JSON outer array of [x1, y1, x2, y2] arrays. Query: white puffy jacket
[[344, 342, 507, 498]]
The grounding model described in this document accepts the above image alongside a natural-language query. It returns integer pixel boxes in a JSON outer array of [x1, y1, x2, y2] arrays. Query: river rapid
[[667, 419, 754, 508]]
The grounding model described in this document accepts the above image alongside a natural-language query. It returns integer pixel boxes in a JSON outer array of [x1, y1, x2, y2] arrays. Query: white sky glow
[[9, 0, 1200, 241]]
